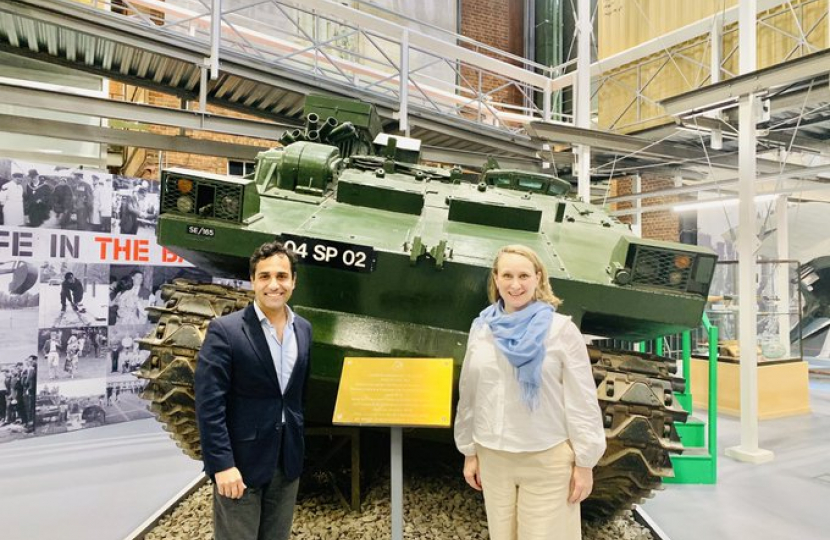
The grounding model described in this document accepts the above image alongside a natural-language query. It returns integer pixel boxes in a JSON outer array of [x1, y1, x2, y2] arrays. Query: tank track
[[583, 347, 688, 520], [137, 280, 688, 519], [136, 280, 254, 460]]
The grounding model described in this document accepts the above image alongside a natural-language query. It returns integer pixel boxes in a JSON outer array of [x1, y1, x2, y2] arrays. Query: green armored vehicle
[[139, 96, 717, 519]]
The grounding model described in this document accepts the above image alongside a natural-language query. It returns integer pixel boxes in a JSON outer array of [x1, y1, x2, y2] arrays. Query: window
[[228, 160, 255, 177]]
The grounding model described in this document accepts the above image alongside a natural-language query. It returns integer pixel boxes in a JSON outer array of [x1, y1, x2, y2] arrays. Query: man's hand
[[568, 465, 593, 504], [215, 467, 246, 499], [463, 455, 482, 491]]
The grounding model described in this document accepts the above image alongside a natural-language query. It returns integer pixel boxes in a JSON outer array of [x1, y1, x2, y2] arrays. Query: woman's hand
[[463, 454, 482, 491], [568, 465, 593, 504]]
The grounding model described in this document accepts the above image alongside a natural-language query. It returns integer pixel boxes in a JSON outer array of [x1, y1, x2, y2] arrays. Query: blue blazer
[[195, 304, 312, 486]]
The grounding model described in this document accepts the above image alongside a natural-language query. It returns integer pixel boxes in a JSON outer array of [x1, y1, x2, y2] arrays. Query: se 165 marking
[[187, 225, 216, 237]]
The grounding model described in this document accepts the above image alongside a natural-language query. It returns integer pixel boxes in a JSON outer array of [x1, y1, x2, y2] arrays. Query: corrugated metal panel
[[0, 1, 541, 163]]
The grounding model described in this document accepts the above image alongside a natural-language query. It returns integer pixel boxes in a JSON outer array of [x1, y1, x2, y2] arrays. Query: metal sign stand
[[332, 357, 454, 540], [390, 426, 403, 540]]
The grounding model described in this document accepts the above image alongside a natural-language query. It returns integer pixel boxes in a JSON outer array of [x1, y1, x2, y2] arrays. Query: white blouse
[[454, 312, 606, 468]]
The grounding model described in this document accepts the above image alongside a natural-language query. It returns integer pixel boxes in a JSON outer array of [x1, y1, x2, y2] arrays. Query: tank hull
[[159, 214, 709, 341]]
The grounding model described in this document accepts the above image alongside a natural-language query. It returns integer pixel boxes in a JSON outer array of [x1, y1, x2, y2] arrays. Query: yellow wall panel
[[599, 0, 739, 59], [598, 0, 829, 133]]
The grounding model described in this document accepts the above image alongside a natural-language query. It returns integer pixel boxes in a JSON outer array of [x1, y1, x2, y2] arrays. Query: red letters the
[[94, 236, 150, 262]]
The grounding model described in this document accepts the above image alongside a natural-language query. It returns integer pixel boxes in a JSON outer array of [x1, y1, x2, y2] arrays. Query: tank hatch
[[483, 169, 571, 196], [336, 169, 425, 215], [448, 196, 542, 232]]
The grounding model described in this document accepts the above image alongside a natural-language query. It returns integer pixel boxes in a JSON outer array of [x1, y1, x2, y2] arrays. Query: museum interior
[[0, 1, 828, 540]]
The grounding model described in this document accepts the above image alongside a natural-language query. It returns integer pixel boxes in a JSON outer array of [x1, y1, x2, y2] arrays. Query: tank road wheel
[[582, 347, 688, 520], [136, 279, 254, 459]]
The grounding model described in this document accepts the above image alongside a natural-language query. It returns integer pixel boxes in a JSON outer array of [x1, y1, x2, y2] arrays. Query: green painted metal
[[707, 318, 719, 480], [667, 314, 718, 484], [675, 417, 705, 448], [304, 95, 382, 139], [677, 331, 693, 413], [448, 198, 542, 232], [158, 166, 716, 340], [277, 142, 339, 194], [155, 93, 720, 400], [666, 453, 716, 484]]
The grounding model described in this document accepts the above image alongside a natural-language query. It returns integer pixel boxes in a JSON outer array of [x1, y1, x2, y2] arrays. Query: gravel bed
[[144, 468, 656, 540]]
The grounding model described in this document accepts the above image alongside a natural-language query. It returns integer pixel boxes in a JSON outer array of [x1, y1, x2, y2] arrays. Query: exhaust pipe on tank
[[318, 117, 338, 141]]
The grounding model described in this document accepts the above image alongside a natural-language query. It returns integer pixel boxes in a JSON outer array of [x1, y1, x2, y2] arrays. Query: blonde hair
[[487, 244, 562, 308]]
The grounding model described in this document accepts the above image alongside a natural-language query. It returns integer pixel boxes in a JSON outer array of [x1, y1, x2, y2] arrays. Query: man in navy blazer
[[195, 241, 312, 540]]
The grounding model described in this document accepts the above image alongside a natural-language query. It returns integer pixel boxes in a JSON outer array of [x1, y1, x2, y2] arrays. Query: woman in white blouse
[[454, 244, 606, 540]]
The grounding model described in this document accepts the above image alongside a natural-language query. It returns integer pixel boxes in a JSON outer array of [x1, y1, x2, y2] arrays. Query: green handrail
[[679, 313, 718, 478], [705, 318, 718, 477], [681, 331, 692, 413]]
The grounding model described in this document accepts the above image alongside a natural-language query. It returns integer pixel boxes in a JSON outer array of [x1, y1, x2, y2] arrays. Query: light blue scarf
[[475, 300, 555, 410]]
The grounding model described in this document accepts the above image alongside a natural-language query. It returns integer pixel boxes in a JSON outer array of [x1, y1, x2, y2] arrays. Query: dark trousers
[[15, 391, 28, 426], [213, 463, 299, 540]]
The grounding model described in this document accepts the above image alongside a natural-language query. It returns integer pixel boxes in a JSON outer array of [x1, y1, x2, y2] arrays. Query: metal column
[[725, 0, 774, 464], [390, 427, 403, 540], [631, 174, 642, 237], [775, 196, 791, 357], [209, 0, 222, 80], [399, 29, 409, 136], [575, 0, 591, 202], [709, 18, 723, 150]]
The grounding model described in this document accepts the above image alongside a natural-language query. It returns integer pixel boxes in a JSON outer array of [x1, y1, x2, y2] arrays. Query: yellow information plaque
[[332, 357, 454, 427]]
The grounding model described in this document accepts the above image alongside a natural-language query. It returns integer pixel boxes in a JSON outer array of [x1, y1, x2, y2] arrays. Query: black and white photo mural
[[0, 157, 200, 444]]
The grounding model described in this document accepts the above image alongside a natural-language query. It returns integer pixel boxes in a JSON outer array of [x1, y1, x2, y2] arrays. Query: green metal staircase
[[665, 315, 718, 484]]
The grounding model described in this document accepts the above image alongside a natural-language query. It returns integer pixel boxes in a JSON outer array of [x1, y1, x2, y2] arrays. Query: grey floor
[[1, 383, 828, 540], [642, 377, 830, 540], [0, 418, 202, 540]]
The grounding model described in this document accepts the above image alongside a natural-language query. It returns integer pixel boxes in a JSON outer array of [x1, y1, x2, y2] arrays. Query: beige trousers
[[477, 442, 581, 540]]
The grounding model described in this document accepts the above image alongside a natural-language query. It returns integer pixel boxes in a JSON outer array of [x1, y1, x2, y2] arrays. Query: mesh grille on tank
[[213, 183, 242, 221], [630, 247, 692, 290], [162, 177, 243, 222], [162, 178, 188, 214]]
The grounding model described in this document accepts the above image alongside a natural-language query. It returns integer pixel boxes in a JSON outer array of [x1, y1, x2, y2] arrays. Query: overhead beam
[[0, 0, 207, 63], [0, 81, 292, 140], [0, 0, 546, 163], [764, 77, 830, 111], [608, 179, 830, 216], [598, 162, 830, 205], [681, 115, 830, 155], [529, 121, 741, 167], [530, 121, 812, 175], [0, 114, 266, 160], [419, 146, 543, 172], [661, 48, 830, 117]]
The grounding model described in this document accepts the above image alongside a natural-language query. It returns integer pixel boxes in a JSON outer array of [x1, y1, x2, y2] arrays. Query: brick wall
[[610, 175, 681, 242], [459, 0, 525, 106], [109, 82, 281, 179]]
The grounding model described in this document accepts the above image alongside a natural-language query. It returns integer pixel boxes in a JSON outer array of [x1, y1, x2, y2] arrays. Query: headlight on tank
[[668, 271, 684, 285], [674, 254, 692, 270], [177, 196, 194, 213], [220, 195, 239, 216], [177, 178, 194, 194]]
